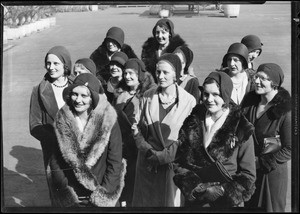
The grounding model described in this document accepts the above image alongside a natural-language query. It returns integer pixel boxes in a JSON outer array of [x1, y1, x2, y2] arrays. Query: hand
[[146, 149, 159, 166], [198, 185, 225, 202], [191, 182, 220, 200], [259, 153, 277, 173]]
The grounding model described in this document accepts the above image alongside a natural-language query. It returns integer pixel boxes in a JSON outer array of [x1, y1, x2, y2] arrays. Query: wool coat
[[90, 43, 138, 83], [178, 74, 200, 104], [173, 103, 256, 208], [29, 74, 74, 205], [114, 74, 156, 207], [141, 35, 186, 83], [49, 93, 126, 207], [242, 87, 291, 212], [132, 85, 196, 207], [29, 74, 75, 166]]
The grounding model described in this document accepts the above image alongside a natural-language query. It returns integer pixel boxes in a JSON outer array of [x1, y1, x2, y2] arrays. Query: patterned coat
[[49, 94, 126, 207], [174, 103, 256, 208]]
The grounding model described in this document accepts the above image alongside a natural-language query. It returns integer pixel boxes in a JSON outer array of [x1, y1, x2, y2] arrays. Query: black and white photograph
[[2, 1, 299, 212]]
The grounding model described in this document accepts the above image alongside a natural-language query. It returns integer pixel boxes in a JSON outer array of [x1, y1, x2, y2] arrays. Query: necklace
[[52, 81, 68, 88], [158, 93, 176, 105]]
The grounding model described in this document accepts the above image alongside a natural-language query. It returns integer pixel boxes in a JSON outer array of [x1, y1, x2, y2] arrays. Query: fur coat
[[50, 94, 126, 207], [174, 103, 256, 208], [90, 43, 138, 83], [141, 34, 186, 83]]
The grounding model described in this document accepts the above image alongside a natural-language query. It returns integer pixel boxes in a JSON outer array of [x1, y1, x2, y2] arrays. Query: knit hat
[[222, 43, 249, 69], [256, 63, 284, 87], [124, 58, 147, 82], [110, 51, 128, 67], [241, 34, 263, 56], [63, 73, 102, 109], [105, 27, 125, 48], [173, 45, 194, 74], [152, 18, 175, 38], [45, 46, 72, 74], [200, 72, 233, 106], [74, 58, 96, 76], [157, 53, 182, 82]]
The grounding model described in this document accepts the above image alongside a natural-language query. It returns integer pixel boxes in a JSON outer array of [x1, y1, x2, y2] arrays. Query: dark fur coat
[[50, 95, 126, 207], [141, 34, 186, 82], [174, 103, 256, 207]]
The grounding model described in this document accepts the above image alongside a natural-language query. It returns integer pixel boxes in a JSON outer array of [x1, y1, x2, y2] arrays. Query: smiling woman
[[49, 73, 126, 207]]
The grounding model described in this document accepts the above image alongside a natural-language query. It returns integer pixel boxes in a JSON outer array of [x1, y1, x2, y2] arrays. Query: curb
[[3, 17, 56, 44]]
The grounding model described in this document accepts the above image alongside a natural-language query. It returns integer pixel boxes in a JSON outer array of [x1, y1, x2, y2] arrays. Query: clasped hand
[[190, 182, 224, 202]]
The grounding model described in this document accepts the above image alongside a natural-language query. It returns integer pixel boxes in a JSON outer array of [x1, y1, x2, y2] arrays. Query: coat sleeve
[[101, 121, 123, 192], [132, 96, 154, 152], [222, 136, 256, 206], [29, 86, 56, 144], [275, 111, 292, 163], [151, 140, 180, 165]]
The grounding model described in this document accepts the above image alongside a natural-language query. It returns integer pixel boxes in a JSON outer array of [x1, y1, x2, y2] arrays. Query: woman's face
[[253, 71, 274, 95], [124, 68, 139, 88], [73, 64, 90, 76], [71, 86, 92, 114], [109, 62, 123, 80], [202, 82, 225, 115], [227, 54, 244, 76], [106, 38, 119, 53], [156, 61, 176, 88], [155, 25, 170, 46], [174, 51, 186, 76], [248, 49, 261, 62], [46, 54, 65, 79]]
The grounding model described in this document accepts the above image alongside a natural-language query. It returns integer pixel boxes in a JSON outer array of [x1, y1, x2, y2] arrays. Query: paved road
[[2, 2, 292, 211]]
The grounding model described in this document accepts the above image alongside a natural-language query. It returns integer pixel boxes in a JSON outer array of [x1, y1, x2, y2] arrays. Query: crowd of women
[[29, 18, 291, 211]]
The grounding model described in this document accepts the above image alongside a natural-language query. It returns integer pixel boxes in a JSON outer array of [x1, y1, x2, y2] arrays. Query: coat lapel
[[147, 89, 166, 147], [39, 79, 58, 121]]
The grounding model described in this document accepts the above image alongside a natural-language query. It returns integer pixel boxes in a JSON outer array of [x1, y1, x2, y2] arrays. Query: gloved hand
[[197, 185, 225, 202], [146, 149, 159, 166], [191, 182, 220, 200], [259, 153, 277, 173]]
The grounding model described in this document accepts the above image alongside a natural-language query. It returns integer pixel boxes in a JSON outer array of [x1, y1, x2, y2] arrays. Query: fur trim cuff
[[90, 159, 127, 207]]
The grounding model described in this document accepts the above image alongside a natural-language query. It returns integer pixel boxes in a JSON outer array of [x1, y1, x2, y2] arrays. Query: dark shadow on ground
[[3, 146, 50, 207]]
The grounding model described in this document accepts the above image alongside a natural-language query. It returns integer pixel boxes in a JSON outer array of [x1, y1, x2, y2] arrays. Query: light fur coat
[[52, 94, 126, 207]]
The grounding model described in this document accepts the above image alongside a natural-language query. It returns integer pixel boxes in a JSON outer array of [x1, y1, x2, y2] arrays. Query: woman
[[173, 45, 200, 103], [105, 51, 128, 104], [173, 71, 256, 209], [241, 63, 291, 212], [114, 58, 156, 207], [241, 34, 263, 70], [29, 46, 74, 204], [73, 58, 105, 94], [90, 26, 138, 83], [220, 42, 255, 105], [132, 53, 196, 207], [49, 73, 126, 207], [141, 18, 187, 83]]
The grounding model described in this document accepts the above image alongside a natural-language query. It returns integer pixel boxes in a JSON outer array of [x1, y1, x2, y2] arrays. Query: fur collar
[[242, 87, 291, 119], [54, 94, 117, 190], [177, 103, 254, 165], [142, 34, 186, 57]]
